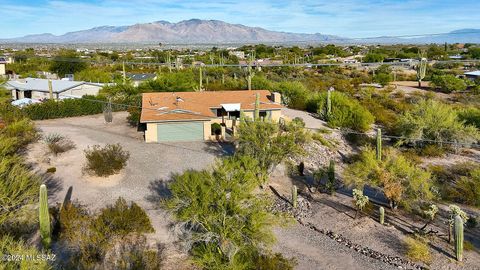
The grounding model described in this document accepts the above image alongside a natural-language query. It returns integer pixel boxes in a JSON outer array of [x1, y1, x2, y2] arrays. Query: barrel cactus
[[39, 184, 51, 248], [454, 215, 464, 262]]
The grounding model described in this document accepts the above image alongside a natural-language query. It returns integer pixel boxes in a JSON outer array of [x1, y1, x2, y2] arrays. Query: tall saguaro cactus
[[39, 184, 51, 248], [254, 93, 260, 121], [416, 55, 427, 88], [376, 128, 382, 161], [292, 185, 298, 208], [326, 88, 333, 119], [454, 215, 464, 262]]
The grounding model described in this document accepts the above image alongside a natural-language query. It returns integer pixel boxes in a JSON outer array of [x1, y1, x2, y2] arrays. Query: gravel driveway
[[27, 112, 231, 260]]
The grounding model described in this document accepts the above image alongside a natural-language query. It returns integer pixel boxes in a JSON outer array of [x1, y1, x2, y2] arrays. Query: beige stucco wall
[[32, 91, 51, 100], [270, 109, 282, 122], [0, 64, 5, 76], [58, 84, 102, 98], [145, 123, 158, 143]]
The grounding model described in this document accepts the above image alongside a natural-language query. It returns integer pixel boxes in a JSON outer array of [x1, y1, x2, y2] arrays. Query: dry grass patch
[[404, 236, 431, 264]]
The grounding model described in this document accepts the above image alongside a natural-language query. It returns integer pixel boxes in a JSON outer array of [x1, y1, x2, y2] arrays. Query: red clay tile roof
[[140, 90, 282, 122]]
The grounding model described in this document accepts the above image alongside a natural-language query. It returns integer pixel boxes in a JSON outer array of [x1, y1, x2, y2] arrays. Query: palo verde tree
[[344, 147, 434, 210], [397, 99, 479, 148], [236, 116, 309, 184], [164, 156, 294, 269]]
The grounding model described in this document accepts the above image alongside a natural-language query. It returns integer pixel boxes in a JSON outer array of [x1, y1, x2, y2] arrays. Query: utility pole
[[167, 51, 172, 73], [48, 79, 53, 100], [199, 66, 203, 91], [122, 61, 126, 84]]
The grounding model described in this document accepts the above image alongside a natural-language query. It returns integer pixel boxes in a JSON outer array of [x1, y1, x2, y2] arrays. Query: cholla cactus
[[420, 204, 438, 231], [352, 188, 369, 219]]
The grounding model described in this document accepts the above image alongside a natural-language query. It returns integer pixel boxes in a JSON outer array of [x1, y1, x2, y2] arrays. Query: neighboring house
[[140, 90, 283, 142], [0, 57, 6, 76], [229, 51, 245, 59], [6, 78, 103, 101], [464, 70, 480, 81], [463, 70, 480, 81], [126, 73, 157, 86]]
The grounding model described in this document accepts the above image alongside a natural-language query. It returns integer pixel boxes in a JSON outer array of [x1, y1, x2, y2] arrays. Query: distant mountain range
[[1, 19, 479, 44]]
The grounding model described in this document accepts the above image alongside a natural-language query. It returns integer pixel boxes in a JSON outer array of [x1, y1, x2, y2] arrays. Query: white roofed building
[[6, 78, 103, 101]]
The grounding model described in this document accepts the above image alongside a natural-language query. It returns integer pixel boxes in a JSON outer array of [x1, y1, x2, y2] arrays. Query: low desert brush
[[404, 236, 431, 264], [44, 133, 75, 156], [83, 143, 130, 177]]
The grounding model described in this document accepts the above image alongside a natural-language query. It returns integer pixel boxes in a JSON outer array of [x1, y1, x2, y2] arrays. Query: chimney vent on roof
[[271, 92, 281, 104]]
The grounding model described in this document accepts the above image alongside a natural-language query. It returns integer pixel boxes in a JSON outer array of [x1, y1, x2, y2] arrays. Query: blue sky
[[1, 0, 479, 38]]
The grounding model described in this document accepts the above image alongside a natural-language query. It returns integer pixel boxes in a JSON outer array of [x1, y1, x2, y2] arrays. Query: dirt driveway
[[27, 112, 231, 268]]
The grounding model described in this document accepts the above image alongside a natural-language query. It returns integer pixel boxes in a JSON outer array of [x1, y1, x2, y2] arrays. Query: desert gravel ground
[[273, 225, 398, 270], [27, 112, 231, 269]]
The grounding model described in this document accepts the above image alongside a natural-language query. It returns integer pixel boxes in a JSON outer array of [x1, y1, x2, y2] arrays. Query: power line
[[14, 55, 480, 69], [339, 130, 480, 148]]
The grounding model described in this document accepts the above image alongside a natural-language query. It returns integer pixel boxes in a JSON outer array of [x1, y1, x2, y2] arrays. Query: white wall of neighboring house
[[58, 84, 102, 98], [0, 64, 5, 76]]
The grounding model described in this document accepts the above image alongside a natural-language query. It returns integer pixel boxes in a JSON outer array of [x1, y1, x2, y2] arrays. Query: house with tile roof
[[140, 90, 283, 142]]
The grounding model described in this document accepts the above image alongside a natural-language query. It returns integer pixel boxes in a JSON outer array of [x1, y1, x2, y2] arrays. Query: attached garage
[[156, 121, 205, 142]]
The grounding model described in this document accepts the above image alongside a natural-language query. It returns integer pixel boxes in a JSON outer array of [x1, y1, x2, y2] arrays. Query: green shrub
[[94, 197, 154, 237], [397, 99, 479, 147], [458, 107, 480, 129], [466, 216, 478, 229], [274, 81, 309, 110], [58, 199, 160, 269], [44, 133, 75, 156], [0, 235, 51, 270], [83, 143, 130, 177], [211, 122, 222, 135], [404, 236, 431, 264], [21, 95, 137, 120], [315, 91, 374, 132], [430, 74, 467, 93], [431, 162, 480, 207], [418, 144, 446, 157], [127, 106, 141, 127]]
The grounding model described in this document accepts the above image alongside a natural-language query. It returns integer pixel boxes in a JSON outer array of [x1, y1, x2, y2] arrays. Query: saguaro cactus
[[326, 88, 332, 119], [39, 184, 51, 248], [254, 93, 260, 121], [454, 215, 464, 262], [416, 55, 427, 87], [379, 206, 385, 225], [376, 128, 382, 161], [291, 185, 298, 208]]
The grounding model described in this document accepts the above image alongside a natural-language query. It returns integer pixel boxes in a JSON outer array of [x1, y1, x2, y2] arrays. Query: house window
[[24, 91, 32, 99]]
